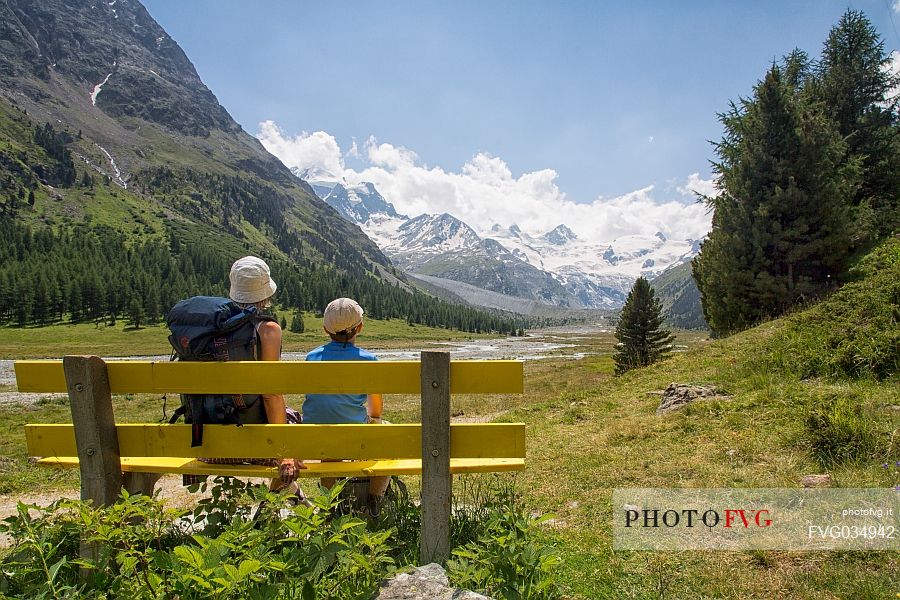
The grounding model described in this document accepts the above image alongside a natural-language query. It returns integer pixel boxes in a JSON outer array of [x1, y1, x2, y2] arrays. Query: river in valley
[[0, 324, 613, 399]]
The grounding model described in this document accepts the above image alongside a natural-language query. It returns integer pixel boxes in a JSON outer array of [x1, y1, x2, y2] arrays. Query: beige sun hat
[[229, 256, 277, 304], [323, 297, 365, 334]]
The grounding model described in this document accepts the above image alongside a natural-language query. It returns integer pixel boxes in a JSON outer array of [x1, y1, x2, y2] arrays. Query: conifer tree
[[127, 296, 145, 329], [613, 277, 674, 375], [290, 311, 305, 333], [694, 58, 855, 336], [812, 9, 900, 238]]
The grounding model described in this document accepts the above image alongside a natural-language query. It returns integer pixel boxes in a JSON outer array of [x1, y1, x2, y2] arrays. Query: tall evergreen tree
[[613, 277, 675, 375], [127, 296, 145, 329], [694, 58, 856, 336], [812, 10, 900, 238]]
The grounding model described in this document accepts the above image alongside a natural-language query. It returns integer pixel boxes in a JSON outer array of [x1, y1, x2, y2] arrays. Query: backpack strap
[[190, 395, 205, 447]]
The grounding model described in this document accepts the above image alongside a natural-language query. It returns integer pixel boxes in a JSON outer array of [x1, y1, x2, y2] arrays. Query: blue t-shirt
[[302, 341, 378, 424]]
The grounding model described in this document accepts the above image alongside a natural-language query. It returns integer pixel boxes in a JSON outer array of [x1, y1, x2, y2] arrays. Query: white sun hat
[[323, 297, 365, 334], [229, 256, 277, 304]]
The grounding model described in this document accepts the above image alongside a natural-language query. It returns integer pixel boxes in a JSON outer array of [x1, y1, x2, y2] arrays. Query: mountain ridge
[[0, 0, 392, 275], [302, 173, 702, 312], [0, 0, 527, 336]]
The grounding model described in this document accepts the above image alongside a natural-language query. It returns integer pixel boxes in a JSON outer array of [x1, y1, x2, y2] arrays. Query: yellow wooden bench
[[14, 351, 524, 564]]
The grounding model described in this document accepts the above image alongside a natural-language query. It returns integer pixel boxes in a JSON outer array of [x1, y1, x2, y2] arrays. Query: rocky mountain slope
[[305, 176, 577, 310], [0, 0, 389, 274]]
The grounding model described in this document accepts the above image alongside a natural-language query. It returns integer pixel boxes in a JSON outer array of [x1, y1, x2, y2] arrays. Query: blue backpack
[[166, 296, 274, 447]]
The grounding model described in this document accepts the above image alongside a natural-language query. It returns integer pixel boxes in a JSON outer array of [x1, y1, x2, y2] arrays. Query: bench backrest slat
[[14, 360, 524, 395], [25, 423, 526, 461]]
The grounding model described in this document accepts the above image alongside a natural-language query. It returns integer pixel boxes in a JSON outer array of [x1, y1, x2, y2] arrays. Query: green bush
[[805, 394, 882, 467], [0, 482, 393, 599]]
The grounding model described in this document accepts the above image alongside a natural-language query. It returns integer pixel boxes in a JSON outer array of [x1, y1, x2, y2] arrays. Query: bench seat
[[35, 456, 526, 478], [15, 354, 526, 564]]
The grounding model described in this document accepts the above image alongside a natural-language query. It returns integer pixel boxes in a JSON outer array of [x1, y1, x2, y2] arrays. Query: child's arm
[[367, 393, 383, 422]]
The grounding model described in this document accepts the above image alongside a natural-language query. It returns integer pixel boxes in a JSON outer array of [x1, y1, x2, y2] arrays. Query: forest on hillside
[[0, 216, 527, 334]]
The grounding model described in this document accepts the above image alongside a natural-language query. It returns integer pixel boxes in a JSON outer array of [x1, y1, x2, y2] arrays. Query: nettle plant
[[0, 481, 393, 599], [0, 475, 561, 600], [447, 483, 562, 600]]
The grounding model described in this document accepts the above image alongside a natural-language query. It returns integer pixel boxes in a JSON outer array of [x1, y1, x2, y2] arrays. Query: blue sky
[[142, 0, 900, 240]]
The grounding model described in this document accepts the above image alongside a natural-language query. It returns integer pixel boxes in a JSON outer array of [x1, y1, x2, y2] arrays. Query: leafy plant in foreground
[[447, 483, 562, 600], [0, 475, 560, 599], [0, 482, 394, 599]]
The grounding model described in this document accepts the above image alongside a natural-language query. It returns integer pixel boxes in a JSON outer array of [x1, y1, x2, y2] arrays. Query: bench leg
[[420, 351, 451, 565], [123, 472, 162, 496]]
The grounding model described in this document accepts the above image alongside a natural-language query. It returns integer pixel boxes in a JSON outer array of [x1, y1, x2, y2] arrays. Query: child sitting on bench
[[302, 298, 390, 504]]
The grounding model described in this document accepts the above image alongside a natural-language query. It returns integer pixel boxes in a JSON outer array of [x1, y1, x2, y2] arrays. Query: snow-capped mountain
[[482, 223, 701, 307], [299, 172, 700, 312], [291, 167, 405, 223], [484, 224, 698, 280]]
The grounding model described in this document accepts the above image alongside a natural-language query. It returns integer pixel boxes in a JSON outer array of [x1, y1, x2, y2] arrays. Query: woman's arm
[[257, 320, 305, 478], [257, 320, 287, 423]]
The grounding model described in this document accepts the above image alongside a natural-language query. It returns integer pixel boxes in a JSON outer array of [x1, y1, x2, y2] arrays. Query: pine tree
[[613, 277, 674, 375], [290, 311, 305, 333], [279, 315, 287, 330], [813, 10, 900, 238], [694, 58, 855, 336], [128, 296, 145, 329]]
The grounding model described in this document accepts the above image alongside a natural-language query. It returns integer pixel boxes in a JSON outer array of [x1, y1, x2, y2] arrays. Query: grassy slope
[[518, 326, 897, 598], [513, 239, 900, 598]]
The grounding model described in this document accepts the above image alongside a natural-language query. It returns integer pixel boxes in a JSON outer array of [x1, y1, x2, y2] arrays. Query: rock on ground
[[656, 383, 731, 415], [377, 563, 490, 600], [801, 474, 834, 488]]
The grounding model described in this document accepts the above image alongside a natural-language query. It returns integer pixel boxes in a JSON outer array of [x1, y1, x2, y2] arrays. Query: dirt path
[[0, 392, 66, 405]]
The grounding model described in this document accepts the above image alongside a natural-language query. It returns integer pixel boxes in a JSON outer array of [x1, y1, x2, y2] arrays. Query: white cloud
[[888, 51, 900, 102], [893, 0, 900, 13], [258, 122, 713, 242], [648, 136, 654, 143], [678, 172, 718, 200], [257, 120, 344, 176]]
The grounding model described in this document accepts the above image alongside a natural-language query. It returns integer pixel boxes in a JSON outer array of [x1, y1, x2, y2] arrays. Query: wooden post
[[63, 356, 122, 506], [420, 350, 451, 565], [63, 355, 123, 570], [123, 472, 161, 496]]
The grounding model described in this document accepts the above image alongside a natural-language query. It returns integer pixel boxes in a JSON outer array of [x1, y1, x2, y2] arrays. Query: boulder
[[801, 474, 833, 488], [656, 383, 731, 415], [377, 563, 491, 600]]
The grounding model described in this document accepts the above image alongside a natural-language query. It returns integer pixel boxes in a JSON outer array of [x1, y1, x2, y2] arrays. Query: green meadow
[[0, 314, 494, 360]]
